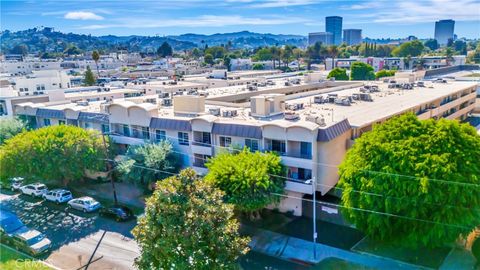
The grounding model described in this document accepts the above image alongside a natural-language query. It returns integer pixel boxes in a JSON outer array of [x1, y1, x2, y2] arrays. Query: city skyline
[[1, 0, 479, 39]]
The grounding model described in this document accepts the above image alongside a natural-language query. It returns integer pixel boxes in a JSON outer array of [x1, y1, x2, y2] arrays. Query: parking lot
[[0, 191, 139, 270]]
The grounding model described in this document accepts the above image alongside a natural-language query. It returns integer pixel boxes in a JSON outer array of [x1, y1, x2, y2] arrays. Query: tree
[[0, 125, 105, 186], [327, 45, 339, 70], [350, 62, 375, 80], [252, 63, 264, 70], [327, 68, 349, 80], [204, 53, 214, 65], [191, 47, 202, 59], [453, 40, 467, 55], [223, 55, 232, 71], [424, 39, 439, 51], [132, 169, 249, 270], [205, 149, 285, 215], [92, 50, 100, 76], [0, 117, 26, 145], [157, 42, 173, 58], [392, 40, 425, 57], [444, 47, 454, 66], [205, 46, 227, 59], [117, 141, 180, 188], [472, 233, 480, 268], [375, 70, 396, 79], [63, 45, 82, 56], [338, 113, 480, 248], [84, 66, 96, 86], [10, 44, 28, 55]]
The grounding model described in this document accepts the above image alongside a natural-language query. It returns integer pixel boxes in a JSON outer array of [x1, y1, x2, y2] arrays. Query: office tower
[[308, 32, 334, 46], [326, 16, 343, 45], [343, 29, 362, 45], [434, 19, 455, 46]]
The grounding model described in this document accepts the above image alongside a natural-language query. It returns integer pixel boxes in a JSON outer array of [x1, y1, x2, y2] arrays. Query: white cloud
[[79, 15, 309, 29], [344, 0, 480, 24], [248, 0, 319, 8], [64, 11, 104, 20]]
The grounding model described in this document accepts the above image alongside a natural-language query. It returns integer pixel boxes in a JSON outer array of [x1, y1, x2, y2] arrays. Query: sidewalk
[[245, 226, 426, 270]]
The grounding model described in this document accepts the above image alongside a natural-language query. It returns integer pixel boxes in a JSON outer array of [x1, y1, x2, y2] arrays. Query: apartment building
[[326, 56, 467, 71], [13, 76, 478, 216], [7, 70, 71, 96]]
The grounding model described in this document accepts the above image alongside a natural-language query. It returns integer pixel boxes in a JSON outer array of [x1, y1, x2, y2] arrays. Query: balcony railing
[[286, 152, 312, 159], [192, 141, 211, 147]]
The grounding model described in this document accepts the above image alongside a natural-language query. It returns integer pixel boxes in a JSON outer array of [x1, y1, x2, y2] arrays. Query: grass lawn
[[352, 237, 452, 269], [0, 244, 50, 270]]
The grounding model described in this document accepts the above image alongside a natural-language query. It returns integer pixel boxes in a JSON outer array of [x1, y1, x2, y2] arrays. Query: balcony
[[286, 141, 312, 160], [264, 139, 286, 156]]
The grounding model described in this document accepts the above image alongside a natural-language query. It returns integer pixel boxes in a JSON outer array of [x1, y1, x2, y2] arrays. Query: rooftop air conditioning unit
[[209, 108, 220, 116], [314, 96, 324, 104], [284, 111, 300, 120], [161, 98, 172, 106], [76, 100, 89, 106], [145, 98, 157, 104]]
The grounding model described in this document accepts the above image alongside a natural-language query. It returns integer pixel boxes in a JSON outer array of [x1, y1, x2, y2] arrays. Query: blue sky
[[1, 0, 479, 38]]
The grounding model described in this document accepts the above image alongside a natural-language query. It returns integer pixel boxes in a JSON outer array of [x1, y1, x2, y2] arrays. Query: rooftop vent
[[284, 111, 300, 120]]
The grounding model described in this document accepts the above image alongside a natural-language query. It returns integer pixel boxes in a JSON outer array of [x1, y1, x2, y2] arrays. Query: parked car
[[99, 205, 134, 222], [0, 177, 24, 191], [43, 189, 73, 204], [19, 183, 48, 197], [0, 210, 51, 255], [68, 197, 101, 213]]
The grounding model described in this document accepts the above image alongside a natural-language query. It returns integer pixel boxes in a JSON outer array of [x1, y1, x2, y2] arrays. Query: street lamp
[[306, 177, 318, 260]]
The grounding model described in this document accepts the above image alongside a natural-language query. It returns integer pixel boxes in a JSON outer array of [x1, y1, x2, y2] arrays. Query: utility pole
[[101, 132, 118, 205]]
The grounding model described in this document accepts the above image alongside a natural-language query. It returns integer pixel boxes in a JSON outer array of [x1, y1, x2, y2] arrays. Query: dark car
[[99, 205, 134, 222]]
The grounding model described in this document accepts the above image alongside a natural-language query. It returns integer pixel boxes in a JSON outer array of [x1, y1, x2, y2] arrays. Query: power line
[[93, 125, 480, 189], [102, 157, 474, 230]]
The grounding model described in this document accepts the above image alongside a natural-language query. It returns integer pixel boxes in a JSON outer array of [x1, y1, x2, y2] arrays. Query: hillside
[[0, 28, 307, 54]]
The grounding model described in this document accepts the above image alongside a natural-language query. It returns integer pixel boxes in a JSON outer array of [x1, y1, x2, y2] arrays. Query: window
[[245, 139, 259, 152], [300, 142, 312, 159], [142, 127, 150, 140], [58, 120, 65, 125], [122, 124, 130, 137], [85, 122, 93, 129], [155, 130, 166, 142], [219, 136, 232, 147], [101, 124, 110, 134], [43, 119, 51, 126], [178, 132, 189, 145]]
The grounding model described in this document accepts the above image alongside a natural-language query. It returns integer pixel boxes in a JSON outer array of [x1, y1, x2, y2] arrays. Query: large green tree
[[117, 141, 180, 188], [0, 117, 26, 144], [205, 149, 285, 214], [327, 67, 349, 81], [0, 125, 105, 186], [350, 62, 375, 80], [338, 113, 480, 248], [392, 40, 425, 57], [375, 70, 396, 79], [424, 39, 439, 51], [157, 42, 173, 58], [132, 169, 249, 270]]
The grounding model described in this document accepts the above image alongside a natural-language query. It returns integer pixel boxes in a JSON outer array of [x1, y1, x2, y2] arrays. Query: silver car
[[68, 196, 101, 213], [13, 227, 52, 255], [20, 183, 48, 197]]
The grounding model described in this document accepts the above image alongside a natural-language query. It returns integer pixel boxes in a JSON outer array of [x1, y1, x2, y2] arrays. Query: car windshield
[[1, 217, 25, 234], [26, 234, 45, 246], [84, 199, 96, 205], [62, 192, 71, 197]]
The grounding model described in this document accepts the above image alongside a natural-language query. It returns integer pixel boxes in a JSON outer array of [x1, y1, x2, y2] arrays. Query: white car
[[42, 189, 73, 204], [68, 197, 101, 213], [20, 183, 48, 197]]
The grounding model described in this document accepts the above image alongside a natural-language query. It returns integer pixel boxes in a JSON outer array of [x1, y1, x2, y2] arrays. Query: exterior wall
[[267, 191, 303, 216], [316, 130, 351, 195]]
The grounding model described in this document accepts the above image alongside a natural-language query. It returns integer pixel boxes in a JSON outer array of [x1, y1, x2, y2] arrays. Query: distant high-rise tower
[[308, 32, 334, 46], [343, 29, 362, 45], [326, 16, 343, 45], [434, 19, 455, 46]]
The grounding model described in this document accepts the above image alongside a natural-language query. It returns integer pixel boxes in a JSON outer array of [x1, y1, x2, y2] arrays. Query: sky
[[1, 0, 479, 39]]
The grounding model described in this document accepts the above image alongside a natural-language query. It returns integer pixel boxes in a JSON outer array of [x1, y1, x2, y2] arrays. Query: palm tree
[[92, 50, 100, 76], [328, 45, 339, 70]]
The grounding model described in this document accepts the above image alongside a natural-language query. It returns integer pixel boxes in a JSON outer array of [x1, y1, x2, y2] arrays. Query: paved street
[[0, 192, 139, 270]]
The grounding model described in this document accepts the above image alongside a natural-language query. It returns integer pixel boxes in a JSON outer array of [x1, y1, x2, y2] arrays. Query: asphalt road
[[0, 191, 139, 270]]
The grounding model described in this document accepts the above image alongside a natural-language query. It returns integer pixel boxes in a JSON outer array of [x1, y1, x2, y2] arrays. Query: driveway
[[0, 192, 139, 270]]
